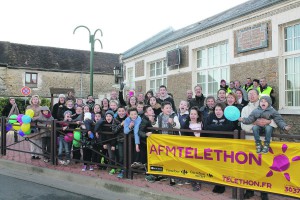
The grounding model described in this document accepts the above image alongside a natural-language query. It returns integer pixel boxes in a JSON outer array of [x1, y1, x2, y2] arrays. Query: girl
[[215, 88, 227, 105], [236, 89, 248, 108], [92, 104, 102, 120], [58, 110, 72, 165], [144, 90, 154, 104], [26, 95, 42, 159], [127, 96, 137, 109], [149, 96, 161, 119], [109, 100, 119, 118], [37, 106, 54, 163], [101, 98, 110, 118]]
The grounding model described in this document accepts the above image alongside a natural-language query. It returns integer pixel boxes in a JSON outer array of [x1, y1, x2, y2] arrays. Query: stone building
[[0, 41, 119, 98], [122, 0, 300, 132]]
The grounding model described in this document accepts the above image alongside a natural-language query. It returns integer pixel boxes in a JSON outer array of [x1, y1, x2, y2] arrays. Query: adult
[[156, 85, 176, 113], [86, 95, 95, 112], [215, 88, 227, 105], [52, 94, 66, 120], [258, 77, 275, 106], [186, 89, 193, 103], [252, 79, 260, 90], [220, 79, 229, 91], [243, 78, 253, 92], [199, 96, 215, 125], [137, 93, 145, 103], [241, 89, 276, 200], [234, 80, 248, 101], [236, 89, 248, 108], [27, 95, 42, 159], [189, 85, 205, 109], [2, 97, 20, 142], [226, 92, 242, 130], [227, 81, 236, 93], [66, 91, 76, 103]]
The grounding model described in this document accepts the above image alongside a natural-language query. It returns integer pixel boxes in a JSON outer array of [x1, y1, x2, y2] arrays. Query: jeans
[[252, 125, 273, 145], [58, 135, 70, 160]]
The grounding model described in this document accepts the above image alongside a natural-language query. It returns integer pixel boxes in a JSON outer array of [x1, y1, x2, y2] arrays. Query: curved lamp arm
[[94, 39, 103, 49], [73, 25, 91, 42]]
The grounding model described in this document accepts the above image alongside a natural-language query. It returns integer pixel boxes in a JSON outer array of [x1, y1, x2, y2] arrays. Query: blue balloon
[[89, 132, 94, 139], [18, 130, 25, 137], [21, 115, 32, 124], [6, 124, 12, 131], [224, 106, 240, 121]]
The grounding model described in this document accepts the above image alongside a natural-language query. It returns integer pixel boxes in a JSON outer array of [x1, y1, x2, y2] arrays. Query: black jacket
[[112, 116, 126, 142], [138, 116, 154, 139], [203, 113, 235, 138], [189, 94, 206, 109]]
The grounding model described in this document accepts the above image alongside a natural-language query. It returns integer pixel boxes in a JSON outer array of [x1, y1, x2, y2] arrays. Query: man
[[186, 89, 193, 103], [227, 81, 236, 93], [189, 85, 205, 109], [243, 78, 253, 92], [235, 80, 248, 101], [86, 95, 95, 112], [241, 89, 277, 200], [137, 93, 145, 103], [156, 85, 176, 113], [258, 77, 275, 106], [52, 94, 66, 120], [199, 95, 215, 125]]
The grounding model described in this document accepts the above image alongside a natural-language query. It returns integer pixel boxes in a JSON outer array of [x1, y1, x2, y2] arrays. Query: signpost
[[21, 86, 31, 106]]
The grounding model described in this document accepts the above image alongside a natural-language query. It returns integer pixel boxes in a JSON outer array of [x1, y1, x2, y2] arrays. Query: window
[[196, 42, 229, 96], [25, 72, 38, 87], [283, 23, 300, 107], [127, 67, 134, 89], [149, 60, 167, 92]]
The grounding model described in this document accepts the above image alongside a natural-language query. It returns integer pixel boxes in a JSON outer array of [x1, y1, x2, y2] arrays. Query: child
[[109, 100, 119, 118], [178, 100, 189, 129], [100, 98, 110, 118], [96, 110, 116, 175], [112, 106, 127, 178], [124, 107, 142, 169], [37, 106, 54, 163], [136, 101, 145, 118], [239, 96, 291, 153], [149, 96, 161, 119], [58, 110, 72, 165]]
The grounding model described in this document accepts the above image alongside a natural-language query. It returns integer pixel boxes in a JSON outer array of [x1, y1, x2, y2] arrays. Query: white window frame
[[149, 60, 167, 93], [279, 22, 300, 114], [196, 42, 229, 97]]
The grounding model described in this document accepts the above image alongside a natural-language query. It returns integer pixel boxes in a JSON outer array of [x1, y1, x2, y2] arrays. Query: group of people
[[1, 77, 291, 200]]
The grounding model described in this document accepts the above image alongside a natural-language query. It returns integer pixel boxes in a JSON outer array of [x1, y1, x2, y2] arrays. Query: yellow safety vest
[[258, 86, 272, 96]]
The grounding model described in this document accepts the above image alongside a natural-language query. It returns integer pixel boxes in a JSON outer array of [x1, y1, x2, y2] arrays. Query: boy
[[58, 111, 72, 165], [109, 100, 119, 118], [239, 96, 291, 153], [137, 101, 145, 118], [178, 100, 189, 128], [124, 107, 142, 168]]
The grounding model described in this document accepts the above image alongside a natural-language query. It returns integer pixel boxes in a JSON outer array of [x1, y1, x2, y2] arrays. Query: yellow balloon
[[21, 123, 31, 133], [25, 109, 34, 118], [13, 123, 21, 131]]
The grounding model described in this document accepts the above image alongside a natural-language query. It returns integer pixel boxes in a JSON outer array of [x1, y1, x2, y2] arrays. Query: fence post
[[2, 117, 7, 156], [1, 117, 4, 155], [50, 119, 57, 165], [123, 134, 129, 179], [128, 134, 133, 179]]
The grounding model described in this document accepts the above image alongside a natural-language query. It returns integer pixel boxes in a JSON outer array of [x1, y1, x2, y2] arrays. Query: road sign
[[21, 86, 31, 96]]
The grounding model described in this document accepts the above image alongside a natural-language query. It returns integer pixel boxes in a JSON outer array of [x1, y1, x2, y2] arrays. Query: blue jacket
[[124, 116, 142, 144]]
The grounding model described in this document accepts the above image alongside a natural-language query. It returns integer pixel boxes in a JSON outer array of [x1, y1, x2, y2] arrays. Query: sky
[[1, 0, 249, 54]]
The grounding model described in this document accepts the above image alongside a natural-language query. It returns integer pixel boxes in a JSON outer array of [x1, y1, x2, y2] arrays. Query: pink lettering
[[185, 147, 193, 158], [158, 145, 165, 155], [177, 147, 184, 157], [224, 151, 234, 163], [149, 144, 158, 154], [204, 148, 213, 160], [166, 146, 176, 156], [195, 148, 203, 159], [235, 151, 248, 164], [214, 149, 222, 161]]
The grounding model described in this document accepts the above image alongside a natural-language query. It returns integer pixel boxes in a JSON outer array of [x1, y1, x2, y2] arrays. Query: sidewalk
[[0, 132, 296, 200]]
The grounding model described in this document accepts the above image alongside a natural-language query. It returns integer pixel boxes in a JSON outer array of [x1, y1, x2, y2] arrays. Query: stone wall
[[135, 60, 144, 77], [0, 67, 114, 98], [167, 72, 192, 107]]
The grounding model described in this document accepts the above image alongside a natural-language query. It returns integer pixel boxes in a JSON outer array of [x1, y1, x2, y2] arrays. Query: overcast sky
[[1, 0, 248, 54]]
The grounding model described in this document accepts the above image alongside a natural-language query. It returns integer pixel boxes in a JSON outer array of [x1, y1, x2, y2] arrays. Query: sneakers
[[155, 176, 167, 182], [82, 165, 87, 171], [192, 182, 201, 191], [131, 162, 143, 169], [170, 178, 176, 186], [145, 175, 156, 183], [58, 160, 65, 165], [177, 180, 184, 186], [43, 159, 49, 163], [89, 165, 94, 171], [261, 145, 269, 154], [64, 160, 70, 165], [35, 156, 41, 160], [185, 180, 191, 185], [109, 169, 116, 175], [117, 170, 124, 179], [256, 142, 263, 153]]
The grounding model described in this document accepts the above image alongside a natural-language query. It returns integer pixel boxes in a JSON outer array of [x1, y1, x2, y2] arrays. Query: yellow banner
[[147, 134, 300, 198]]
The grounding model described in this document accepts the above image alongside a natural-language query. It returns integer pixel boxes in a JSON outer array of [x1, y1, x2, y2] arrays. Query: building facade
[[0, 42, 119, 98], [122, 0, 300, 133]]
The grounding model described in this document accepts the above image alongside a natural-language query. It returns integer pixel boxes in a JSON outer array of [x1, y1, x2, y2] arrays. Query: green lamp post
[[73, 25, 103, 96]]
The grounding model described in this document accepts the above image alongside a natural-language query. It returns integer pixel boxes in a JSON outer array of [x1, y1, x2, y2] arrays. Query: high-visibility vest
[[244, 85, 253, 92], [258, 86, 273, 96]]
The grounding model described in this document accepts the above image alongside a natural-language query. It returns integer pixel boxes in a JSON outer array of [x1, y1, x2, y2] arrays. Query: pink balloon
[[17, 114, 24, 123], [64, 133, 74, 142]]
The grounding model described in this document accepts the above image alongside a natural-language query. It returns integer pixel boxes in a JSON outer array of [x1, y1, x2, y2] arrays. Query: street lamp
[[73, 25, 103, 96], [113, 64, 123, 84]]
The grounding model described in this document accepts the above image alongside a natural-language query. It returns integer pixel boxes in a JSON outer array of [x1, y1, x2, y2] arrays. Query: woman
[[236, 89, 248, 108], [215, 88, 227, 105], [144, 90, 154, 104], [27, 95, 42, 159], [226, 92, 242, 130], [2, 97, 20, 142]]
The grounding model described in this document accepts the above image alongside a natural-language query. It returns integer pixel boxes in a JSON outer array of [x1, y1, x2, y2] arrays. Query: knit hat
[[259, 95, 272, 106], [41, 106, 50, 111], [105, 110, 114, 117], [64, 110, 72, 116], [58, 94, 66, 98]]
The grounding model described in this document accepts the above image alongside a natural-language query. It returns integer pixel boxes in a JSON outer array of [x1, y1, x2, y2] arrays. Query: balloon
[[89, 132, 94, 139], [18, 131, 25, 137], [224, 106, 240, 121], [21, 123, 31, 132], [17, 114, 24, 123], [24, 130, 31, 135], [25, 109, 34, 118], [73, 129, 81, 147], [21, 115, 32, 124], [13, 123, 21, 131], [6, 124, 12, 131], [73, 140, 81, 148], [64, 133, 74, 142], [9, 114, 18, 124]]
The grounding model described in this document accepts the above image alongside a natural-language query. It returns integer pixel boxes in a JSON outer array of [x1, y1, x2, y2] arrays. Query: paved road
[[0, 174, 101, 200]]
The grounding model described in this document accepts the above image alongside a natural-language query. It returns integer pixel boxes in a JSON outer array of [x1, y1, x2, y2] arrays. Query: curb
[[0, 159, 187, 200]]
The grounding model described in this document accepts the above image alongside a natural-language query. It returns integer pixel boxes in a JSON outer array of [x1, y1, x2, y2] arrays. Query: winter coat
[[157, 95, 177, 114], [155, 112, 180, 135], [112, 116, 127, 142], [37, 114, 54, 137], [203, 113, 235, 138], [138, 116, 154, 139], [189, 94, 206, 109]]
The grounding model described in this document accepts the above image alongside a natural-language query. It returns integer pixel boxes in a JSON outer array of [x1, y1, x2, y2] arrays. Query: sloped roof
[[122, 0, 284, 59], [0, 41, 120, 74]]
